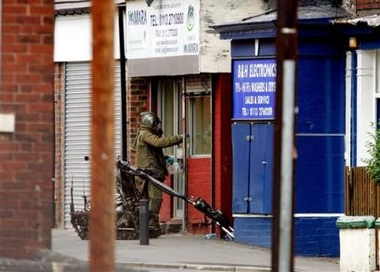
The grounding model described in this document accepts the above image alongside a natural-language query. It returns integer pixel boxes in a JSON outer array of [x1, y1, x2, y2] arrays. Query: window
[[158, 79, 179, 157], [188, 95, 211, 155], [185, 74, 212, 156]]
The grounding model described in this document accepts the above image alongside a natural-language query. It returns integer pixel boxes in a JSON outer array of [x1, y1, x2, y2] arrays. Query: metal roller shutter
[[63, 61, 122, 228]]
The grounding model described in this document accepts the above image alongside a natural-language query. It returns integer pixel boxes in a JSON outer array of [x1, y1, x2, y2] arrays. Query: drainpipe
[[272, 1, 298, 271], [183, 76, 188, 234], [90, 0, 116, 270], [350, 51, 357, 166], [118, 5, 127, 160]]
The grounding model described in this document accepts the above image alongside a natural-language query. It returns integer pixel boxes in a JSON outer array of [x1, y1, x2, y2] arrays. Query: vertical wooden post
[[90, 1, 115, 271], [272, 1, 298, 272]]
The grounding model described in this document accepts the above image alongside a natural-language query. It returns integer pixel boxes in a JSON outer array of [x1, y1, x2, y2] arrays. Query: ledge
[[374, 218, 380, 228], [336, 216, 375, 229]]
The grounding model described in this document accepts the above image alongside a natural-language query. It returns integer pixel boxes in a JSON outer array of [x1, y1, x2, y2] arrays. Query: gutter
[[333, 14, 380, 27], [55, 0, 125, 16]]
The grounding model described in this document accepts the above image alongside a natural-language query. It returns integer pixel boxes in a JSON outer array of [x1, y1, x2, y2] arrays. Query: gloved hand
[[165, 155, 175, 165]]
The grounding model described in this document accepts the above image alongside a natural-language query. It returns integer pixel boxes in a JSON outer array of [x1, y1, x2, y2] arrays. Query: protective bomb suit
[[132, 112, 183, 230]]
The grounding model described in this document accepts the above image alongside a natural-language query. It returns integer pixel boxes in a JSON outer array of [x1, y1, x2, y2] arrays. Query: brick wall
[[356, 0, 380, 11], [186, 73, 233, 235], [234, 215, 340, 256], [212, 73, 233, 225], [0, 1, 54, 259], [186, 157, 212, 233], [127, 77, 148, 163], [126, 74, 233, 236]]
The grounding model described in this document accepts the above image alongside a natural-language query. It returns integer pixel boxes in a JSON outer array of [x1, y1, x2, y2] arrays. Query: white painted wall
[[345, 52, 352, 166], [199, 0, 266, 73], [339, 228, 376, 272], [54, 13, 120, 62], [356, 50, 378, 166]]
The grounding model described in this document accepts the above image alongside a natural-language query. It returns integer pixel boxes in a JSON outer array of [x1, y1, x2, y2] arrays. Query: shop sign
[[126, 0, 199, 59], [233, 59, 276, 120]]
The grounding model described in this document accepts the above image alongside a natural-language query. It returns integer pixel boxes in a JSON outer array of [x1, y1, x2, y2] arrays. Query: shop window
[[187, 93, 211, 155], [157, 79, 180, 157]]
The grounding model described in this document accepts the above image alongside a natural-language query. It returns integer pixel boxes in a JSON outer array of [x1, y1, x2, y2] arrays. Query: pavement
[[0, 228, 340, 272]]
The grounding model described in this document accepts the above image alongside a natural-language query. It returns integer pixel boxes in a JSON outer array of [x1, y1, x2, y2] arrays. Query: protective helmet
[[140, 111, 161, 128]]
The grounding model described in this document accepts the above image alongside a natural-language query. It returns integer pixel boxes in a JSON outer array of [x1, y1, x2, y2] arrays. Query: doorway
[[157, 78, 185, 219]]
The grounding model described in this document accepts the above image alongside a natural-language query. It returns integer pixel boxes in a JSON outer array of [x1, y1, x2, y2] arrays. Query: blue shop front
[[213, 6, 380, 257]]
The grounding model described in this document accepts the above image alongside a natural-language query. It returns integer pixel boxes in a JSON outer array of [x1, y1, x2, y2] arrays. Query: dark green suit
[[132, 125, 183, 226]]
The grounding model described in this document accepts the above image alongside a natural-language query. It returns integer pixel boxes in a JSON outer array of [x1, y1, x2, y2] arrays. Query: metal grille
[[63, 61, 122, 228]]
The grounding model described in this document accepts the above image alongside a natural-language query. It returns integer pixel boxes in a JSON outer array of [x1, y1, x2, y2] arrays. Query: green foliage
[[364, 126, 380, 185]]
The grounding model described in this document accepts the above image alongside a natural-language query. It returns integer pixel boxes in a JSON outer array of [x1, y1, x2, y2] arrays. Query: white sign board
[[54, 14, 121, 62], [126, 0, 199, 59]]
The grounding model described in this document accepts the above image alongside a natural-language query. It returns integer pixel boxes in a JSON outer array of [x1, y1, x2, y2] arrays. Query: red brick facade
[[127, 77, 149, 163], [0, 1, 54, 259], [356, 0, 380, 11], [213, 74, 233, 225], [186, 74, 233, 234], [125, 74, 233, 235]]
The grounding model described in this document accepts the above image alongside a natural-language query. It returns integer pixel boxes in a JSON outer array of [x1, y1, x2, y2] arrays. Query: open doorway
[[157, 78, 185, 220]]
